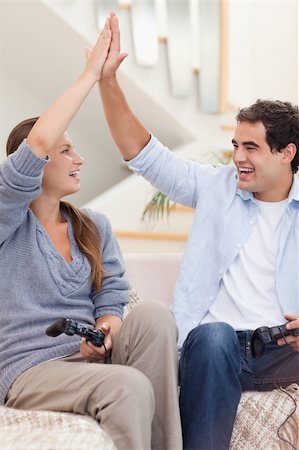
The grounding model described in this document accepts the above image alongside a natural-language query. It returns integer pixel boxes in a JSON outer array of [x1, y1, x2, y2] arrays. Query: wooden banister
[[115, 230, 188, 241]]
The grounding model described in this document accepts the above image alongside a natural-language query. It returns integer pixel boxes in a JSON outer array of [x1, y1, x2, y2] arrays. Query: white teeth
[[69, 170, 80, 177], [239, 167, 254, 173]]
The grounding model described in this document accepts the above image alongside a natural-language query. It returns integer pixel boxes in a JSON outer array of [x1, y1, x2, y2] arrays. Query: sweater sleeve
[[0, 140, 48, 245], [88, 211, 129, 320]]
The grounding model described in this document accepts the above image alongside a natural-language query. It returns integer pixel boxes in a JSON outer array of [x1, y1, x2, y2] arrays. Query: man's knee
[[184, 322, 238, 356]]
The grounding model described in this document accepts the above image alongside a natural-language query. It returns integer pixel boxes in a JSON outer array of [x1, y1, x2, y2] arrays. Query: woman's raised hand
[[26, 19, 113, 158], [84, 18, 112, 82]]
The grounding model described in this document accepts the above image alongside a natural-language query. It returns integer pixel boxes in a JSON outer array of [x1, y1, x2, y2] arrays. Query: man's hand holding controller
[[251, 317, 299, 358], [277, 315, 299, 352]]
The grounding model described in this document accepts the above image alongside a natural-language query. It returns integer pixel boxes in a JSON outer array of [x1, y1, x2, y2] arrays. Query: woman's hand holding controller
[[80, 322, 112, 362]]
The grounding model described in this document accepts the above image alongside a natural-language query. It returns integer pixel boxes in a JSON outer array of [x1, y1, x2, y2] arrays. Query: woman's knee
[[127, 301, 176, 333], [90, 366, 155, 420], [107, 366, 154, 405], [123, 366, 154, 402], [129, 300, 172, 319]]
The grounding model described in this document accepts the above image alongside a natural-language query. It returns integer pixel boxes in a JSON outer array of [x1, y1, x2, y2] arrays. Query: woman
[[0, 17, 182, 450]]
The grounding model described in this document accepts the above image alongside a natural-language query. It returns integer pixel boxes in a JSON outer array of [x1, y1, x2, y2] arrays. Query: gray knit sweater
[[0, 141, 129, 405]]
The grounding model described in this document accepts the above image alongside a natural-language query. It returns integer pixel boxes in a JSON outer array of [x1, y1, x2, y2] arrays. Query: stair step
[[131, 0, 159, 67]]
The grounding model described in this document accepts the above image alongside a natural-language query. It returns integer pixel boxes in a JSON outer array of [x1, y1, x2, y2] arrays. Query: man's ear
[[282, 143, 297, 165]]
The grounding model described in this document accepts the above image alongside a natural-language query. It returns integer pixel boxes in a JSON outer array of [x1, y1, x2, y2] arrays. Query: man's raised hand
[[101, 12, 128, 79]]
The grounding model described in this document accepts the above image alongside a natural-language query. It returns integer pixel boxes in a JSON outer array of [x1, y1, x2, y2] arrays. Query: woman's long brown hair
[[6, 117, 104, 291]]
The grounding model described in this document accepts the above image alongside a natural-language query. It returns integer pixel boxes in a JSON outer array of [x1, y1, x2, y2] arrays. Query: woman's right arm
[[27, 19, 112, 159], [0, 20, 112, 244]]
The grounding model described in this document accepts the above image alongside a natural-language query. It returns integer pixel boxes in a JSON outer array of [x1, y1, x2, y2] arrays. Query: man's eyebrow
[[232, 139, 260, 148]]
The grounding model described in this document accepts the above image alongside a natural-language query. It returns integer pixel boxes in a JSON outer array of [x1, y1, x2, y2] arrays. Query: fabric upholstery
[[231, 384, 299, 450], [0, 406, 116, 450]]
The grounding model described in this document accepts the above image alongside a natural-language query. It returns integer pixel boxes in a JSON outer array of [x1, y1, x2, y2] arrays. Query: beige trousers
[[6, 302, 182, 450]]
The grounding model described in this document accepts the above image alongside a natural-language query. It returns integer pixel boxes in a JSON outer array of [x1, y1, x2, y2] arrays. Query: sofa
[[0, 253, 298, 450]]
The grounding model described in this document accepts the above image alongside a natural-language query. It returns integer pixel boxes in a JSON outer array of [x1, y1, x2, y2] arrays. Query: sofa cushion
[[1, 385, 297, 450], [0, 406, 116, 450], [230, 383, 299, 450]]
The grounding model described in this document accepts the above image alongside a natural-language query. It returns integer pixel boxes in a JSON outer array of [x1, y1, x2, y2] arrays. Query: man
[[99, 13, 299, 450]]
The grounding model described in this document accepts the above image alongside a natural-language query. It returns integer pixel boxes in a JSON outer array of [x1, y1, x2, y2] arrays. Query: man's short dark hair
[[236, 99, 299, 174]]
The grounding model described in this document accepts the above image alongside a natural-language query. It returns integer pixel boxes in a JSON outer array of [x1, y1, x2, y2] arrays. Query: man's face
[[233, 121, 290, 201]]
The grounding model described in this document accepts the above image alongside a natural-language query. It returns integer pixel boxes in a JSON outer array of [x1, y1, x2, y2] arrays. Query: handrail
[[143, 204, 193, 213], [172, 204, 193, 213], [115, 230, 188, 241]]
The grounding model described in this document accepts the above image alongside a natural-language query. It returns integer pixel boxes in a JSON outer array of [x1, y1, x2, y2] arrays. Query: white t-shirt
[[201, 198, 288, 330]]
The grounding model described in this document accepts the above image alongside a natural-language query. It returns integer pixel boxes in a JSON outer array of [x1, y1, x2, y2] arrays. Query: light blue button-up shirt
[[126, 135, 299, 348]]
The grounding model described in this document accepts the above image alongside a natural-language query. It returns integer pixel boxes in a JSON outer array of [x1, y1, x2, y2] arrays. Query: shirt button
[[249, 220, 254, 225], [209, 297, 213, 302], [236, 243, 241, 248], [192, 320, 197, 326]]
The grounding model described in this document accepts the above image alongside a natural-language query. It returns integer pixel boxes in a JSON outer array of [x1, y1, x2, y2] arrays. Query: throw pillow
[[124, 285, 144, 318]]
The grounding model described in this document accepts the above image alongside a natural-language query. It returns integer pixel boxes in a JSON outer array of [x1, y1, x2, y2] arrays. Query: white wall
[[227, 0, 298, 107], [0, 74, 44, 161]]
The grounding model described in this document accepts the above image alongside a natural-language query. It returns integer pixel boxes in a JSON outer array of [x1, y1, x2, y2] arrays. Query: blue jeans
[[179, 322, 299, 450]]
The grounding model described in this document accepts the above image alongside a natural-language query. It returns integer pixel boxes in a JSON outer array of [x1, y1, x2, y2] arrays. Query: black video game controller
[[251, 320, 299, 358], [46, 318, 105, 347]]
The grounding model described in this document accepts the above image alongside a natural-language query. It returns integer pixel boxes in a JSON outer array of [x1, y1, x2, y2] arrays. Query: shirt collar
[[236, 189, 253, 201], [236, 175, 299, 203], [288, 175, 299, 202]]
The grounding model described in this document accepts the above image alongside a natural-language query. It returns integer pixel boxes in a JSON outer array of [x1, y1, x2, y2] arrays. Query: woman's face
[[41, 132, 85, 199]]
